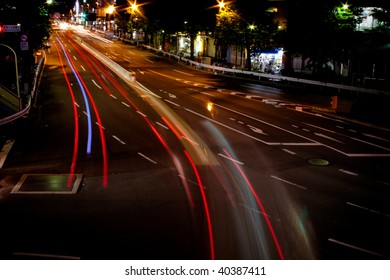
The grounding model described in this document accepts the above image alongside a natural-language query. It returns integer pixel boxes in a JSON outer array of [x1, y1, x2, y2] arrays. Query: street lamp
[[131, 3, 138, 12], [336, 2, 352, 20], [217, 0, 234, 13], [218, 0, 226, 11], [107, 4, 115, 15], [216, 0, 237, 20], [106, 4, 115, 31], [128, 0, 140, 20]]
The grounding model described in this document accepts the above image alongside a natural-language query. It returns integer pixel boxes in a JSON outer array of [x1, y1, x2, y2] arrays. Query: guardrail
[[142, 44, 390, 97]]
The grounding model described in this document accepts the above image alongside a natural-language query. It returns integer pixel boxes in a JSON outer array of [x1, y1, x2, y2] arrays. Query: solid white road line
[[218, 153, 244, 165], [339, 169, 359, 176], [328, 238, 384, 257], [112, 135, 126, 145], [271, 175, 307, 190], [347, 202, 390, 218], [138, 152, 157, 164]]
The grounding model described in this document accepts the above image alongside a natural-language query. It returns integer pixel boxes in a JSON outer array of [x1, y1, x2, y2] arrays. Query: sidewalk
[[302, 88, 390, 132]]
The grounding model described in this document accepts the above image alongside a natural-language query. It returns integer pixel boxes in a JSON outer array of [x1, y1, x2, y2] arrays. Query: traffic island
[[11, 174, 83, 194]]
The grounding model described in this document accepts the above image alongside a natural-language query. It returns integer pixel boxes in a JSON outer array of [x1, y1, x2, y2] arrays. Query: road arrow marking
[[247, 125, 268, 135]]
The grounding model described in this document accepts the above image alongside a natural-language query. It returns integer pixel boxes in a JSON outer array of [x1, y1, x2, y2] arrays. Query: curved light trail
[[56, 37, 93, 155], [56, 36, 109, 187], [184, 149, 215, 260], [223, 148, 285, 260], [53, 41, 79, 188]]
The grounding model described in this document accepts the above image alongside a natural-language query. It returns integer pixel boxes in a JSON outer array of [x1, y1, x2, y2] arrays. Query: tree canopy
[[0, 0, 51, 52], [215, 1, 281, 70]]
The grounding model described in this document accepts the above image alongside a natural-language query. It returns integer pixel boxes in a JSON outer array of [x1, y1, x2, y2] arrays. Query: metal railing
[[142, 44, 390, 97]]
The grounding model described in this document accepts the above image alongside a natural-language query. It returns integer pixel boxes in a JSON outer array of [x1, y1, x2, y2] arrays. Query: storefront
[[251, 48, 284, 74]]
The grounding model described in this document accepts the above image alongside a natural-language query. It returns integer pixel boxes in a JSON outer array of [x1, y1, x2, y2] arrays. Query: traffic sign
[[20, 42, 29, 51], [20, 34, 28, 42], [3, 25, 21, 32]]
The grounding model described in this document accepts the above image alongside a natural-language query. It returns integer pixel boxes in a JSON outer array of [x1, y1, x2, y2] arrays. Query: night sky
[[150, 0, 276, 30], [61, 0, 273, 27], [139, 0, 270, 21]]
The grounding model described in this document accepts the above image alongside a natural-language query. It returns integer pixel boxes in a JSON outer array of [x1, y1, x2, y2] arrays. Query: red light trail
[[223, 148, 285, 260], [184, 150, 215, 260], [53, 41, 79, 188]]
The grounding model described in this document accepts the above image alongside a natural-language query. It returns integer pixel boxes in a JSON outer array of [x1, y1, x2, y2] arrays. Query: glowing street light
[[105, 5, 115, 32], [107, 5, 115, 15], [336, 2, 353, 20], [131, 3, 138, 12], [128, 0, 139, 14], [218, 0, 225, 10], [127, 0, 148, 20], [127, 0, 146, 20], [215, 0, 236, 20], [216, 0, 235, 12]]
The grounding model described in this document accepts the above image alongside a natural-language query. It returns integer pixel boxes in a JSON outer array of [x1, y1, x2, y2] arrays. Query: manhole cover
[[308, 159, 330, 166], [11, 174, 83, 194]]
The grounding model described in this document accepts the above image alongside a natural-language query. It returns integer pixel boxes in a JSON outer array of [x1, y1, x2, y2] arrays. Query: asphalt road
[[0, 26, 389, 260]]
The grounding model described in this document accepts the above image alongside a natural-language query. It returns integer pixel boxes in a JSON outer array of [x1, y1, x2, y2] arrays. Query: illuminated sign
[[3, 25, 21, 32]]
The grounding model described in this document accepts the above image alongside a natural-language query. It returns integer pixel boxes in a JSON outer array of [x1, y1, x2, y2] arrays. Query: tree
[[215, 2, 281, 70], [356, 3, 390, 83], [285, 0, 364, 79], [179, 21, 200, 60], [113, 0, 148, 41], [241, 13, 280, 71], [0, 0, 51, 51], [215, 2, 241, 63], [371, 4, 390, 28], [0, 0, 51, 96]]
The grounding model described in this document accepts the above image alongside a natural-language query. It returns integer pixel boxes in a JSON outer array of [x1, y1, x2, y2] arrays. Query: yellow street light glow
[[207, 102, 213, 112], [107, 5, 115, 14], [128, 0, 139, 13], [218, 0, 225, 10]]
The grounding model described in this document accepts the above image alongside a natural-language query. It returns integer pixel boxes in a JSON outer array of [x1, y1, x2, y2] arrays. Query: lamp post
[[128, 0, 140, 29], [215, 0, 237, 61], [129, 1, 139, 18], [218, 0, 225, 11], [0, 44, 20, 98], [128, 1, 140, 41], [106, 4, 115, 32]]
